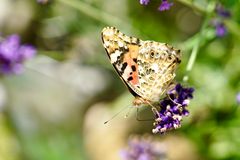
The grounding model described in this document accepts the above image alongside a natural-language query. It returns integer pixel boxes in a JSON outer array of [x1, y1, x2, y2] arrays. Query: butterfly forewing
[[101, 27, 142, 96], [101, 27, 181, 103]]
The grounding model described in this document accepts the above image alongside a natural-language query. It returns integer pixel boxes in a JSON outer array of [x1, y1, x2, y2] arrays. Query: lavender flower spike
[[152, 83, 194, 134], [120, 135, 167, 160], [215, 22, 227, 37], [158, 0, 173, 11], [37, 0, 50, 4], [215, 4, 231, 18], [0, 34, 36, 75], [139, 0, 150, 5]]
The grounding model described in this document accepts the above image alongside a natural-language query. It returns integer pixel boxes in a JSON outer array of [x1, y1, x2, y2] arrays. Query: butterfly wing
[[101, 27, 141, 97], [137, 41, 181, 102], [101, 27, 181, 102]]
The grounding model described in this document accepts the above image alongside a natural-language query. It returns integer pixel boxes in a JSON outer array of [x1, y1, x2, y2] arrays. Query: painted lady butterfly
[[101, 27, 181, 107]]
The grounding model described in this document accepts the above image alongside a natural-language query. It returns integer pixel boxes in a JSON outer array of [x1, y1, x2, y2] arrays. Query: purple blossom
[[215, 22, 227, 37], [120, 136, 166, 160], [0, 34, 36, 75], [215, 4, 231, 18], [211, 3, 231, 37], [37, 0, 49, 4], [158, 0, 173, 11], [139, 0, 173, 11], [139, 0, 150, 5], [152, 84, 194, 134], [236, 93, 240, 104]]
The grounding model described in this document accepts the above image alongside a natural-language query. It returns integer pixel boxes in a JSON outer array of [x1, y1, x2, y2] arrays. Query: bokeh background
[[0, 0, 240, 160]]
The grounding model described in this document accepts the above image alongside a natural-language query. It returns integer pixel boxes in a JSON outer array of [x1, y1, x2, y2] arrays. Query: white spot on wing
[[103, 29, 114, 36], [122, 66, 132, 80], [110, 50, 121, 63], [118, 41, 124, 47], [104, 41, 110, 48], [151, 63, 159, 72]]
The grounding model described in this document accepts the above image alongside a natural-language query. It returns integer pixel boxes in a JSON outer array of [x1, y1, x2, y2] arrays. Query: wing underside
[[101, 27, 181, 102]]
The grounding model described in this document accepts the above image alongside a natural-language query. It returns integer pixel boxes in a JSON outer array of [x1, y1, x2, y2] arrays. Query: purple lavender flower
[[158, 0, 173, 11], [0, 34, 36, 75], [120, 136, 167, 160], [211, 3, 231, 37], [152, 84, 194, 134], [139, 0, 173, 11], [215, 4, 231, 18], [37, 0, 49, 4], [214, 22, 227, 37], [236, 93, 240, 104], [139, 0, 150, 5]]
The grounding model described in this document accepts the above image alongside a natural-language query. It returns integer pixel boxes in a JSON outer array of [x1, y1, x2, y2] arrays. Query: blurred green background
[[0, 0, 240, 160]]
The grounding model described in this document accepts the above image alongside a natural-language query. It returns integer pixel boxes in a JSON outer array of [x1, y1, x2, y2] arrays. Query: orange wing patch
[[122, 44, 139, 85]]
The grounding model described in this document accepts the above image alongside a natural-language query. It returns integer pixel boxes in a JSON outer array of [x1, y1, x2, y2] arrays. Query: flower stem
[[183, 2, 216, 82], [56, 0, 126, 27]]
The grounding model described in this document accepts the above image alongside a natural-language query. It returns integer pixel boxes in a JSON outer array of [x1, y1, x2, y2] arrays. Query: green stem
[[183, 2, 216, 82], [56, 0, 126, 27], [185, 36, 200, 72], [178, 28, 215, 52]]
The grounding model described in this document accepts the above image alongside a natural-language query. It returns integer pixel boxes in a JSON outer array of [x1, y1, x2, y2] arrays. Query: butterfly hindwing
[[101, 27, 181, 103], [137, 41, 181, 101]]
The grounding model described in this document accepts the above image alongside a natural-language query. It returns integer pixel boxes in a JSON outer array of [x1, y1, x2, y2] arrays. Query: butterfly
[[101, 27, 181, 107]]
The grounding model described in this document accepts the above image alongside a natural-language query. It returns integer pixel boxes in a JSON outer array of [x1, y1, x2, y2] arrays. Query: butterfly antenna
[[104, 105, 132, 124], [124, 106, 133, 118]]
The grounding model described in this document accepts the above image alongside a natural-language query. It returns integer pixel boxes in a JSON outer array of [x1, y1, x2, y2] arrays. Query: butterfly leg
[[167, 94, 182, 106]]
